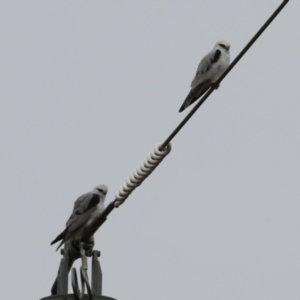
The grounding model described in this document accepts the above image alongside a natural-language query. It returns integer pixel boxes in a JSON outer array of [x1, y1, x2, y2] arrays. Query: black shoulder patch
[[211, 49, 221, 64], [86, 194, 100, 211]]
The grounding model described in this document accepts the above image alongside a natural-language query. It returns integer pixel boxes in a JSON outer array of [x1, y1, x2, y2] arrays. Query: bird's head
[[215, 40, 231, 51], [93, 184, 108, 197]]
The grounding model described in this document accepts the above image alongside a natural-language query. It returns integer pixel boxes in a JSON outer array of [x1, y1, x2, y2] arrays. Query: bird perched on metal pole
[[51, 184, 108, 251], [179, 40, 230, 112]]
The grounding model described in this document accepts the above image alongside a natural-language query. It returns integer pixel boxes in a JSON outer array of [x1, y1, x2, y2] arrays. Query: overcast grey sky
[[1, 1, 299, 300]]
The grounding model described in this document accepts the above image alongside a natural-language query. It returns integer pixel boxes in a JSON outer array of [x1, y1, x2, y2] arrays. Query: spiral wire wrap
[[87, 0, 288, 231], [114, 143, 172, 207]]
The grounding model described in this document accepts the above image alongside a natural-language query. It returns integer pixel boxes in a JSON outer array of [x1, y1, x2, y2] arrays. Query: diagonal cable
[[160, 0, 289, 150], [84, 0, 289, 239]]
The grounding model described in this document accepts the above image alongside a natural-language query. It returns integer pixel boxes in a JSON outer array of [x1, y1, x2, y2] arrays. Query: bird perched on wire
[[51, 184, 108, 251], [179, 40, 230, 113]]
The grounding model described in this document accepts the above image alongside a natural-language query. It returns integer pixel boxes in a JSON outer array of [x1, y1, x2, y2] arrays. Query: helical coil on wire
[[114, 143, 172, 208]]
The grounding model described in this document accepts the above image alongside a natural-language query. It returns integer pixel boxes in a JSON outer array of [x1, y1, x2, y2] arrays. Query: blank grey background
[[1, 1, 299, 300]]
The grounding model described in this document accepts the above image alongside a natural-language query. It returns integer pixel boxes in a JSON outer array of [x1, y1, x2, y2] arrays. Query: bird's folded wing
[[191, 49, 221, 89], [66, 193, 99, 232], [67, 208, 96, 232]]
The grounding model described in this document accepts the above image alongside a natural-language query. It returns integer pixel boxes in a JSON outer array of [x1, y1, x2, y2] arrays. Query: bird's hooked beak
[[218, 42, 230, 51], [223, 45, 230, 51]]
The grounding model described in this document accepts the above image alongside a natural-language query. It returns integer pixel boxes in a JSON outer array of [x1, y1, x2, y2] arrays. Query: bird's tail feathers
[[55, 240, 65, 251], [179, 90, 196, 112], [51, 228, 68, 247], [179, 81, 211, 113]]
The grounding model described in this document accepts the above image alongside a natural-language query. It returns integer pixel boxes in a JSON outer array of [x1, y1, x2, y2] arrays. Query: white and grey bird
[[51, 184, 108, 251], [179, 40, 231, 113]]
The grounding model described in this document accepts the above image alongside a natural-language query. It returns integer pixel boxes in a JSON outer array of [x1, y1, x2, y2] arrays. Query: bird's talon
[[211, 81, 220, 89]]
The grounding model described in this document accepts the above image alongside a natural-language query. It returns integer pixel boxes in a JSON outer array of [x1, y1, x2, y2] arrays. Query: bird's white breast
[[216, 51, 230, 76], [209, 54, 229, 80]]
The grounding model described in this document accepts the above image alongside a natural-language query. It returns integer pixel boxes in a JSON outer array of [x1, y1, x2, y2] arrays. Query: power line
[[85, 0, 289, 239], [160, 0, 289, 151]]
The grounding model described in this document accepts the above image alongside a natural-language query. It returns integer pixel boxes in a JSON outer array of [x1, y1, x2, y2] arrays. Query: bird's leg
[[210, 79, 220, 90], [80, 242, 88, 271]]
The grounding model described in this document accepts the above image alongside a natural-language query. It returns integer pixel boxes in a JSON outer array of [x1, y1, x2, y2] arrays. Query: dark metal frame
[[45, 243, 110, 300]]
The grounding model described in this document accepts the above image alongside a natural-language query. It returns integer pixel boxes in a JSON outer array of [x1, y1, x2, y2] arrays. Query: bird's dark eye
[[219, 44, 226, 49], [97, 188, 103, 193]]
